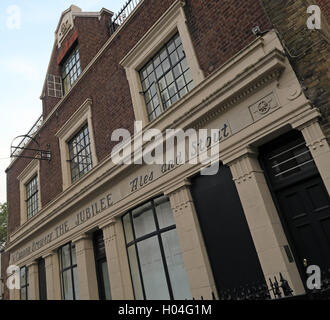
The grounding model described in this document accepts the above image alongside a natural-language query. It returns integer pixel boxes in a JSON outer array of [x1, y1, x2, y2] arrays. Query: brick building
[[1, 0, 330, 300]]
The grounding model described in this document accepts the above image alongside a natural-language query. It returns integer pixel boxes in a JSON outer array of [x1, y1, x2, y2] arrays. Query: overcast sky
[[0, 1, 123, 203]]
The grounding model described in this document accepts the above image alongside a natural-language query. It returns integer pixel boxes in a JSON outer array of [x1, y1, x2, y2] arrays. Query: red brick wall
[[315, 0, 330, 24], [6, 0, 271, 235], [261, 0, 330, 140], [184, 0, 271, 76]]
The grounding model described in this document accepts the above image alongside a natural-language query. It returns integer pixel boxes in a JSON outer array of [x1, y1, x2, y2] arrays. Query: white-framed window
[[139, 32, 194, 121], [61, 46, 82, 94], [120, 0, 204, 126], [67, 124, 93, 183], [25, 175, 39, 220], [17, 159, 41, 225], [56, 98, 98, 190]]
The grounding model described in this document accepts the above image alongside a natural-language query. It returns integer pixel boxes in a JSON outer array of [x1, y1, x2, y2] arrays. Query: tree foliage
[[0, 203, 7, 250]]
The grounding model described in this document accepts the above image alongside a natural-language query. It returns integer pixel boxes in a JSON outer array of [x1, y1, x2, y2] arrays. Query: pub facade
[[2, 0, 330, 300]]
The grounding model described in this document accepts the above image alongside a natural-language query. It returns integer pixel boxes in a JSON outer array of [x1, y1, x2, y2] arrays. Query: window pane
[[132, 202, 156, 239], [123, 213, 134, 243], [62, 270, 73, 300], [101, 261, 112, 300], [162, 230, 192, 300], [61, 244, 71, 269], [20, 267, 26, 286], [154, 196, 175, 229], [162, 58, 170, 73], [127, 245, 144, 300], [165, 72, 174, 86], [176, 75, 185, 90], [137, 236, 170, 300], [170, 51, 179, 66], [153, 56, 161, 67], [173, 63, 182, 79], [155, 65, 163, 79], [158, 77, 166, 91], [184, 69, 193, 84]]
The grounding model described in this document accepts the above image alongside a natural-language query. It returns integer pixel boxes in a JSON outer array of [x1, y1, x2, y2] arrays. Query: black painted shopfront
[[191, 164, 266, 292]]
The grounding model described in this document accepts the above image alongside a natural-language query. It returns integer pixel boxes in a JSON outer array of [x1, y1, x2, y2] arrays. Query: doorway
[[259, 130, 330, 285]]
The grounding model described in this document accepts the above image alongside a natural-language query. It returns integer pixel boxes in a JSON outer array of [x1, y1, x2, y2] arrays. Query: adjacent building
[[2, 0, 330, 300]]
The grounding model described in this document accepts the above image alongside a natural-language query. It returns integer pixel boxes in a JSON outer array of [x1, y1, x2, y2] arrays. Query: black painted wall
[[191, 164, 265, 291]]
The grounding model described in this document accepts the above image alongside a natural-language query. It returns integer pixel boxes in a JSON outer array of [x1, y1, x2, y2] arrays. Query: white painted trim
[[56, 98, 98, 190], [17, 159, 41, 226], [121, 0, 204, 126]]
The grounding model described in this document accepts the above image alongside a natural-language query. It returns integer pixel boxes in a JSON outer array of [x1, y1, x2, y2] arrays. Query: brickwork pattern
[[261, 0, 330, 140]]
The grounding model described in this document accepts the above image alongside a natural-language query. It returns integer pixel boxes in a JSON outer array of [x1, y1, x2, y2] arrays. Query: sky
[[0, 0, 123, 203]]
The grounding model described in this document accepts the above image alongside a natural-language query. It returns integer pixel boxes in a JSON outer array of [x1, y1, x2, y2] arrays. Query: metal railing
[[190, 272, 330, 300], [218, 273, 293, 300], [10, 114, 44, 159], [109, 0, 142, 34]]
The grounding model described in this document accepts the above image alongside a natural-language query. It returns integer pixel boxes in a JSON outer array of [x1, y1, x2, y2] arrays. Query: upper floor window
[[62, 47, 81, 94], [26, 175, 39, 220], [68, 124, 93, 183], [20, 266, 29, 300], [59, 243, 79, 300], [139, 33, 194, 122]]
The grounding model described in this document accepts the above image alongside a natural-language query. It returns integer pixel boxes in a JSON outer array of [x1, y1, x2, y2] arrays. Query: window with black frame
[[62, 46, 81, 94], [26, 175, 39, 220], [122, 195, 192, 300], [139, 33, 194, 122], [20, 266, 29, 300], [59, 243, 80, 300], [68, 124, 93, 183]]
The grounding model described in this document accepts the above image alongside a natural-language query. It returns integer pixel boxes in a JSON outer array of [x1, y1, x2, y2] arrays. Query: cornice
[[191, 49, 285, 130]]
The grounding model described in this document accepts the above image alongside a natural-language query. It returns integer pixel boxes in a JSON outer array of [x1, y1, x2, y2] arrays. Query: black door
[[260, 130, 330, 283], [93, 230, 112, 300], [191, 164, 266, 292], [38, 258, 47, 300]]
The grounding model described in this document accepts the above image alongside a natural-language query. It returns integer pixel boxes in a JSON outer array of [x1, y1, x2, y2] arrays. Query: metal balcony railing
[[10, 114, 44, 159], [110, 0, 142, 34]]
